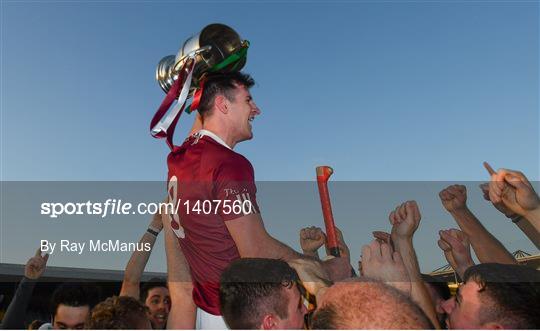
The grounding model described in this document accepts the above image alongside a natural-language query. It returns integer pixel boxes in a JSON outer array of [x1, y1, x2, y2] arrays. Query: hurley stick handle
[[316, 166, 340, 257]]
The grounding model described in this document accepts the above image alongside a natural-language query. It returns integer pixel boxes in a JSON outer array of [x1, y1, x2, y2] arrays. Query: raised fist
[[439, 185, 467, 213], [300, 226, 326, 255], [389, 200, 421, 240], [437, 229, 474, 278]]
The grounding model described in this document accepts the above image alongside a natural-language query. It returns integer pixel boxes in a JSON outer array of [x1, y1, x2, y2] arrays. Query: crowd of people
[[1, 71, 539, 329]]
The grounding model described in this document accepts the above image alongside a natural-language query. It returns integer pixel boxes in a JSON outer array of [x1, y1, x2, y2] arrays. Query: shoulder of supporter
[[213, 151, 255, 181]]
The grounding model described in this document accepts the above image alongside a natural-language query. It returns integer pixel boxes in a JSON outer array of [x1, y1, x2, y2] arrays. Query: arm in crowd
[[513, 216, 540, 249], [480, 181, 540, 249], [484, 162, 540, 236], [439, 184, 516, 264], [225, 214, 352, 282], [389, 201, 441, 329], [289, 227, 353, 302], [163, 213, 196, 329], [300, 226, 354, 274], [119, 210, 163, 299], [1, 248, 48, 330], [437, 228, 474, 279]]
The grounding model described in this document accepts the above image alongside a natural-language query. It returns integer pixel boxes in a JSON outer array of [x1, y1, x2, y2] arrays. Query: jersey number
[[168, 176, 185, 239]]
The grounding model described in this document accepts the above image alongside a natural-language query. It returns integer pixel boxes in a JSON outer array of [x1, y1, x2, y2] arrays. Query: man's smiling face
[[227, 84, 260, 144]]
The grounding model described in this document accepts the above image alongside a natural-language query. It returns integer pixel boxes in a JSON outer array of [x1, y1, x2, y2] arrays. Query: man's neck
[[201, 123, 236, 149]]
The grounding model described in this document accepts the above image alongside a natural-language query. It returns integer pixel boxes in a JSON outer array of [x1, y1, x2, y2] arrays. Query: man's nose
[[158, 301, 168, 311], [252, 103, 261, 115]]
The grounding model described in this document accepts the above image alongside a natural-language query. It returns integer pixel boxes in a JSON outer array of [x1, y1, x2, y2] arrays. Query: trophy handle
[[172, 45, 213, 74]]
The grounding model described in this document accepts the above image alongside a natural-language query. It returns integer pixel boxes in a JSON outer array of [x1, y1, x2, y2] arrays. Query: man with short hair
[[311, 279, 433, 329], [86, 296, 151, 329], [0, 249, 100, 330], [166, 72, 348, 328], [139, 278, 170, 329], [439, 263, 540, 329], [219, 258, 308, 329], [43, 283, 100, 330]]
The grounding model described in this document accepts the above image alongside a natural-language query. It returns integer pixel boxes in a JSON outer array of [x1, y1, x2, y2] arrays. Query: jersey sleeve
[[214, 156, 260, 221]]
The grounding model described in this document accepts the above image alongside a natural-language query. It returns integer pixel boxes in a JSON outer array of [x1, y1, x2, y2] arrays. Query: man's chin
[[150, 318, 167, 329], [238, 133, 253, 143]]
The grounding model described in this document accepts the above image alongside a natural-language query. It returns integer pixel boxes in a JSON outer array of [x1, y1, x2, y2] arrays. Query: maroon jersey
[[167, 131, 260, 315]]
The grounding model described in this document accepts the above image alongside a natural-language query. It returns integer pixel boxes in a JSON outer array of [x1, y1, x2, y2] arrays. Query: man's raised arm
[[439, 184, 516, 265], [120, 209, 163, 299]]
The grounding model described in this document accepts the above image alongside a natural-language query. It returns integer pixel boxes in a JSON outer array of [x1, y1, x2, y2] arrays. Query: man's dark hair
[[219, 258, 300, 329], [463, 263, 540, 329], [140, 277, 168, 303], [422, 273, 451, 301], [87, 296, 149, 329], [198, 71, 255, 116], [50, 283, 100, 316]]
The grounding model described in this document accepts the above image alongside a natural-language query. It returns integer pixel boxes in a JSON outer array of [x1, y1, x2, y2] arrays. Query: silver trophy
[[156, 23, 248, 95]]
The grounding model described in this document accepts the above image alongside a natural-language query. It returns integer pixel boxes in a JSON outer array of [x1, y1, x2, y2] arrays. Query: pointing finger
[[483, 161, 496, 176]]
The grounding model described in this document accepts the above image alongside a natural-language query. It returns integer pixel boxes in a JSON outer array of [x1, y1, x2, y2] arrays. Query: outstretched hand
[[389, 201, 421, 240], [361, 239, 410, 296], [372, 231, 394, 251], [25, 248, 49, 280]]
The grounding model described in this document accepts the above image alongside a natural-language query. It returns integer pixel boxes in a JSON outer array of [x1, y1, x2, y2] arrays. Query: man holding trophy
[[151, 24, 349, 328]]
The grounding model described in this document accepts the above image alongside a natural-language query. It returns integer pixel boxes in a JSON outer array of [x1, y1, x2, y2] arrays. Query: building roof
[[429, 250, 540, 281], [0, 263, 165, 283]]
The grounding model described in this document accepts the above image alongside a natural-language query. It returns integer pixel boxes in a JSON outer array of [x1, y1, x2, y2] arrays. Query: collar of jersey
[[195, 129, 233, 150]]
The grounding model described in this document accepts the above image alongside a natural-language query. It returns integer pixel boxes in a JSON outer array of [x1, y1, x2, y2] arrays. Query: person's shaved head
[[311, 279, 433, 329]]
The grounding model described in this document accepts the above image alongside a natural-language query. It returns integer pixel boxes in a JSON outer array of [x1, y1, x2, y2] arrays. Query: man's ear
[[261, 314, 278, 330], [214, 95, 228, 114]]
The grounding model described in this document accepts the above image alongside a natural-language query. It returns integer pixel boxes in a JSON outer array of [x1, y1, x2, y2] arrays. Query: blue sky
[[1, 1, 538, 272]]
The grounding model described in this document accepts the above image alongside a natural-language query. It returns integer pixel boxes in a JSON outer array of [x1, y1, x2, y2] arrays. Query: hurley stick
[[316, 166, 340, 257]]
